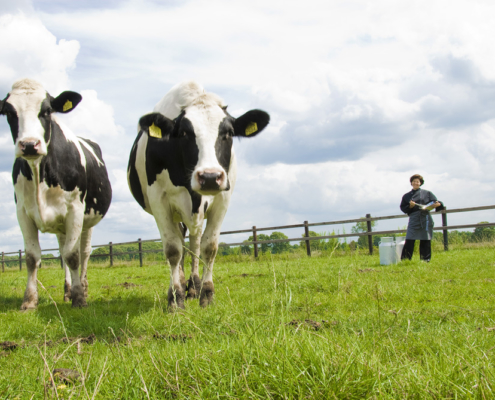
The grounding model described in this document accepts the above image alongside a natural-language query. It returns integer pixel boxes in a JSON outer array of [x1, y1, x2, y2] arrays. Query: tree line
[[1, 221, 494, 267]]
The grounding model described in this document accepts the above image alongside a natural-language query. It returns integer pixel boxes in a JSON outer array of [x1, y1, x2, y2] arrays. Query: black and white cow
[[0, 79, 112, 309], [128, 81, 269, 308]]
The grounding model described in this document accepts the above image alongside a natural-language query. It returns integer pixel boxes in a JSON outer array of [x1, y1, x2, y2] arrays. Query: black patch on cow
[[127, 131, 146, 209], [51, 91, 82, 114], [129, 113, 203, 214], [38, 94, 53, 144], [78, 137, 112, 216], [139, 112, 175, 141], [1, 96, 19, 143], [13, 159, 33, 184], [204, 201, 208, 214], [215, 116, 234, 174], [234, 109, 270, 138]]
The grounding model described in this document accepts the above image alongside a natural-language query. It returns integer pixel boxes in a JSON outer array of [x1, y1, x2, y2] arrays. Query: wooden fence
[[2, 204, 495, 271]]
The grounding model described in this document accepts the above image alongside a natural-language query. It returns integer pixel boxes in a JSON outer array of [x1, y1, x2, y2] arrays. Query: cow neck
[[26, 157, 48, 224], [23, 120, 61, 226]]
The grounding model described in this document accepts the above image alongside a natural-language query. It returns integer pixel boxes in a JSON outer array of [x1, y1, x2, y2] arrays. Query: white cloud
[[0, 12, 79, 93], [1, 0, 495, 252]]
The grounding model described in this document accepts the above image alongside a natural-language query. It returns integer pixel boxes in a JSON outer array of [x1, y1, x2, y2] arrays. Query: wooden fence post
[[253, 226, 258, 258], [138, 238, 143, 267], [1, 252, 4, 272], [442, 208, 448, 251], [109, 242, 113, 266], [304, 220, 311, 256], [366, 214, 373, 255], [19, 250, 22, 271]]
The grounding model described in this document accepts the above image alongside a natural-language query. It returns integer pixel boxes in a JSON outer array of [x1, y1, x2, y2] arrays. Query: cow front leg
[[186, 232, 202, 300], [199, 204, 228, 308], [164, 237, 186, 310], [63, 209, 86, 308], [18, 210, 41, 310], [79, 228, 93, 298], [57, 234, 71, 302]]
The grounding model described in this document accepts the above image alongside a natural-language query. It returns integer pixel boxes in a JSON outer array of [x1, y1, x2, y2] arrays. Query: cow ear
[[51, 91, 82, 113], [0, 99, 4, 115], [139, 112, 174, 140], [234, 109, 270, 138]]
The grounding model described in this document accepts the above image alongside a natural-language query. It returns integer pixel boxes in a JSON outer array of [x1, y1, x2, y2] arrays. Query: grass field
[[1, 245, 495, 399]]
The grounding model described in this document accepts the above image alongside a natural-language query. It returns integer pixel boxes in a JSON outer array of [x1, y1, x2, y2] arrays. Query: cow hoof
[[199, 281, 214, 308], [71, 298, 88, 308], [168, 285, 185, 310], [20, 303, 37, 311], [71, 286, 87, 308], [64, 282, 71, 301], [186, 275, 201, 299]]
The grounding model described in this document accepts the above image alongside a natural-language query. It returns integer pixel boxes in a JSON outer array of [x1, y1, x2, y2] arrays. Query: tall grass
[[1, 246, 494, 398]]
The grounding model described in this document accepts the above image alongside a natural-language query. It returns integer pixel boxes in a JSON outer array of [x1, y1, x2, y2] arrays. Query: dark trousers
[[401, 239, 432, 261]]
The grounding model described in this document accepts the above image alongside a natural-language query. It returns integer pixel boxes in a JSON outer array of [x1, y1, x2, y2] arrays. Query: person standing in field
[[400, 174, 444, 262]]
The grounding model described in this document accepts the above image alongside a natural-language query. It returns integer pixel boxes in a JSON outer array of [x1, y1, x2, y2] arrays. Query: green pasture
[[1, 244, 495, 399]]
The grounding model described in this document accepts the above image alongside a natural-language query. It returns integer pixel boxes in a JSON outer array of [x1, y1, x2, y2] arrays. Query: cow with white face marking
[[0, 79, 112, 309], [128, 81, 269, 309]]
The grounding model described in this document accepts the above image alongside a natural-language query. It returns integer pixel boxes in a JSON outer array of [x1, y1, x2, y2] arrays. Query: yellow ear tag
[[62, 100, 72, 112], [149, 122, 162, 138], [245, 122, 258, 136]]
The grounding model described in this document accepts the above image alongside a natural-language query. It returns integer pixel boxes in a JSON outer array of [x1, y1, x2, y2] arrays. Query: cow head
[[139, 98, 269, 196], [0, 78, 82, 161]]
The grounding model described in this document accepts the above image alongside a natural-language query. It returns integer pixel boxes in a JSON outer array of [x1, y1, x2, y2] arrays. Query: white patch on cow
[[15, 173, 84, 234], [93, 198, 97, 204], [79, 138, 104, 167], [83, 207, 103, 228], [52, 117, 87, 169], [153, 80, 226, 119], [7, 79, 48, 157], [185, 105, 229, 193]]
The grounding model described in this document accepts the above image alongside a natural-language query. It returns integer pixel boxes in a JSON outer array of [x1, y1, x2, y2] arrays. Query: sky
[[1, 0, 495, 253]]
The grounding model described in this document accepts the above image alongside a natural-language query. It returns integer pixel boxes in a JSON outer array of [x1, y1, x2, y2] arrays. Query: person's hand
[[433, 201, 441, 208], [409, 200, 416, 208]]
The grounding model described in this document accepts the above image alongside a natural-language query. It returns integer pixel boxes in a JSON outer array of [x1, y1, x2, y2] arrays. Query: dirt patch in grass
[[0, 341, 18, 351], [286, 319, 337, 331], [358, 268, 378, 273], [117, 282, 143, 288], [153, 333, 193, 342], [230, 273, 266, 278], [52, 368, 81, 384]]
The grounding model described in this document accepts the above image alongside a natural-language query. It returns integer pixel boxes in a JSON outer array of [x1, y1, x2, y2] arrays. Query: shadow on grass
[[0, 292, 159, 339]]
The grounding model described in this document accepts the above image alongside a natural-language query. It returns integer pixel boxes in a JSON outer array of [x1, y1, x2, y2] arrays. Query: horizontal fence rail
[[2, 205, 495, 270]]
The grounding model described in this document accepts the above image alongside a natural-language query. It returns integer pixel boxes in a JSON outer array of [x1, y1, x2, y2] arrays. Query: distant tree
[[351, 218, 377, 234], [218, 243, 232, 256], [473, 222, 495, 242], [240, 241, 252, 255], [301, 231, 325, 251], [353, 218, 377, 248], [270, 231, 290, 254], [248, 233, 271, 254]]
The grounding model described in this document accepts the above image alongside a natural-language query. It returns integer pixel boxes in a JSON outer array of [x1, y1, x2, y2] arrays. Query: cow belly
[[16, 180, 83, 234]]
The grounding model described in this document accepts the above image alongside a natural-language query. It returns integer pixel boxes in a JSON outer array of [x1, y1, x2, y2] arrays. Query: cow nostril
[[198, 171, 224, 190]]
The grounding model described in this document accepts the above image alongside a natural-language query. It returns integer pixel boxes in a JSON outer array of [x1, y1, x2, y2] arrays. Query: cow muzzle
[[18, 139, 43, 158], [194, 170, 226, 193]]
